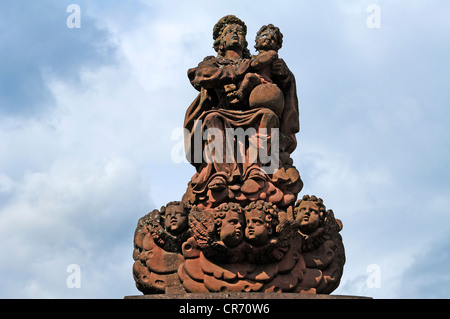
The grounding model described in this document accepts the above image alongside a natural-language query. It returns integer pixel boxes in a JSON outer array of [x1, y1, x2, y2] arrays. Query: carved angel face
[[296, 201, 322, 233], [255, 28, 278, 51], [219, 210, 244, 248], [245, 210, 270, 246], [164, 205, 189, 235], [255, 25, 282, 52]]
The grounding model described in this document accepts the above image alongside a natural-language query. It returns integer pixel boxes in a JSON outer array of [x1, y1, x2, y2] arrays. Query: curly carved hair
[[213, 202, 243, 233], [160, 201, 191, 219], [213, 15, 247, 40], [254, 23, 283, 51], [212, 15, 251, 58], [293, 195, 326, 224], [244, 200, 279, 235]]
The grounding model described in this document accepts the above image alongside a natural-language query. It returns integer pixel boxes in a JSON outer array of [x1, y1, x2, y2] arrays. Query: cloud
[[0, 155, 150, 297], [0, 0, 117, 117], [284, 1, 450, 299], [397, 235, 450, 299], [0, 1, 151, 298]]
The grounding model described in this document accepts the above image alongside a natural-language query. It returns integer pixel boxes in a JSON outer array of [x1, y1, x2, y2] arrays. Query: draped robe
[[183, 55, 302, 208]]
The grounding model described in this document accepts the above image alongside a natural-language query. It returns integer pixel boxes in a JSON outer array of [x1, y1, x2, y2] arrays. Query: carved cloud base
[[132, 196, 345, 296]]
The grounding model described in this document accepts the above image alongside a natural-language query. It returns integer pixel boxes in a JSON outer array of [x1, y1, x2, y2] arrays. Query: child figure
[[214, 202, 245, 248], [244, 200, 279, 247], [163, 201, 190, 236], [228, 24, 283, 104]]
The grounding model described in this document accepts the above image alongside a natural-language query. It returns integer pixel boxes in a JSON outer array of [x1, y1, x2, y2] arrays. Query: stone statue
[[290, 195, 345, 293], [183, 15, 303, 210], [132, 15, 346, 296], [132, 201, 191, 294]]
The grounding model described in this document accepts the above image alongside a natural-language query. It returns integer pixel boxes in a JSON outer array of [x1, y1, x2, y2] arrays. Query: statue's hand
[[272, 58, 289, 79], [251, 50, 278, 70]]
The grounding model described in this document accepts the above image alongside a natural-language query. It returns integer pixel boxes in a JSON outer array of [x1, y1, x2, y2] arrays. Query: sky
[[0, 0, 449, 299]]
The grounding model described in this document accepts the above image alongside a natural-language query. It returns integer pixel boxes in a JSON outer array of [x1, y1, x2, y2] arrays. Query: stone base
[[125, 292, 371, 299]]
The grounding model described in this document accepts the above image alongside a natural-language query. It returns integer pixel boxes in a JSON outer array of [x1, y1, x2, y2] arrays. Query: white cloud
[[397, 235, 450, 298], [0, 1, 117, 116], [0, 155, 149, 298], [0, 0, 214, 297]]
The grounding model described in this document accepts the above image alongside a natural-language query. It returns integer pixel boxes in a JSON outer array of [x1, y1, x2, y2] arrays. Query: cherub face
[[220, 23, 246, 50], [245, 210, 269, 246], [219, 210, 244, 248], [296, 201, 321, 233], [255, 28, 279, 51], [164, 205, 188, 235]]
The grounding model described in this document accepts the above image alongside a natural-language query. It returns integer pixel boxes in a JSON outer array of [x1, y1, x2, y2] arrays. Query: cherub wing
[[143, 209, 168, 246], [188, 208, 216, 249], [276, 218, 299, 244]]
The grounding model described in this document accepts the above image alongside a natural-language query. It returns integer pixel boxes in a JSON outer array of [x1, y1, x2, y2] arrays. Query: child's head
[[254, 24, 283, 52], [293, 195, 326, 234], [162, 201, 190, 235], [214, 203, 245, 248], [244, 200, 279, 246]]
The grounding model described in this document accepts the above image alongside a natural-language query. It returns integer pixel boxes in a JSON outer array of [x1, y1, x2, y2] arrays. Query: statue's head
[[244, 200, 279, 246], [162, 201, 190, 235], [293, 195, 326, 234], [254, 24, 283, 52], [214, 202, 245, 248], [213, 15, 251, 58]]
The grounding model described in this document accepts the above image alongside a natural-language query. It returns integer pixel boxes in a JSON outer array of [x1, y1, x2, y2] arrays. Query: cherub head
[[254, 24, 283, 52], [244, 200, 279, 247], [214, 202, 245, 248], [293, 195, 326, 234], [161, 201, 190, 236]]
